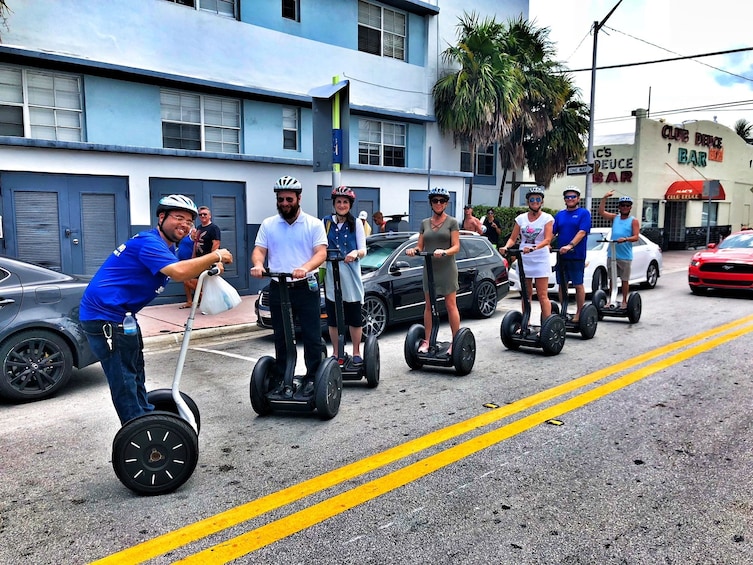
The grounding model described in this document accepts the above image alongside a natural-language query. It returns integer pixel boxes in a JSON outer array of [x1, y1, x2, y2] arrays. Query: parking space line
[[191, 346, 256, 362], [90, 313, 753, 565]]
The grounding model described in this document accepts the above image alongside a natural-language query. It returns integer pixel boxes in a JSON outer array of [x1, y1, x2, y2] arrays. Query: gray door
[[0, 172, 129, 274], [151, 178, 247, 297], [317, 185, 379, 232]]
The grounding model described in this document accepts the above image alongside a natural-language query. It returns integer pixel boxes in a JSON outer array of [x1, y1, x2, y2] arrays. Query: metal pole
[[585, 0, 623, 213], [332, 75, 341, 190]]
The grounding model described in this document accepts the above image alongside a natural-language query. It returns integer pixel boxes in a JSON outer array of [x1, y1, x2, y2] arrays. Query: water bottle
[[123, 312, 137, 336], [307, 273, 318, 292]]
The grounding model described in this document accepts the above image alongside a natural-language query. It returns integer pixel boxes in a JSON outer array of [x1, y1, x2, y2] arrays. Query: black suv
[[255, 231, 509, 338]]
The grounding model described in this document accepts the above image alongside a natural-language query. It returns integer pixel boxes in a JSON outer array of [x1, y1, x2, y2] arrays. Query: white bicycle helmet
[[563, 186, 580, 196], [428, 187, 450, 200], [618, 195, 633, 204], [156, 194, 198, 219], [274, 175, 302, 193], [525, 185, 546, 199]]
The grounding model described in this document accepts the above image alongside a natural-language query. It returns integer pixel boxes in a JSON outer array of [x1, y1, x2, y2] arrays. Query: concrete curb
[[142, 322, 263, 350]]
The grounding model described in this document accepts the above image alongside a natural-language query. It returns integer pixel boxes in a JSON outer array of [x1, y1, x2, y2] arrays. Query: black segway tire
[[404, 324, 425, 369], [147, 389, 201, 434], [592, 289, 607, 320], [315, 357, 342, 420], [578, 304, 599, 340], [500, 311, 523, 350], [452, 327, 475, 376], [112, 412, 199, 496], [363, 335, 380, 388], [627, 292, 642, 323], [250, 356, 277, 416], [540, 315, 566, 356]]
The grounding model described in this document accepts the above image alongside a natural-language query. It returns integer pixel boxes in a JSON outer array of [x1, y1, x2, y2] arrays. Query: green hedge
[[471, 205, 558, 242]]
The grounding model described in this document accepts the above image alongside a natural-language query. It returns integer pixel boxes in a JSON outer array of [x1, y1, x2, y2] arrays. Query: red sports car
[[688, 229, 753, 294]]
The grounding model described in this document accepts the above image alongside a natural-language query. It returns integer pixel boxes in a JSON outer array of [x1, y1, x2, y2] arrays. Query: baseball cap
[[358, 211, 368, 220], [463, 205, 473, 210]]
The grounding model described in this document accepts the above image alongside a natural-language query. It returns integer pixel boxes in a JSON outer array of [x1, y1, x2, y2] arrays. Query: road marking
[[91, 314, 753, 565], [191, 346, 256, 362]]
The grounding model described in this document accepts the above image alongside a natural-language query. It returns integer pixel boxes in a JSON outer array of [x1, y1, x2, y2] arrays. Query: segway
[[550, 249, 598, 339], [403, 251, 476, 376], [111, 267, 217, 495], [250, 271, 342, 419], [591, 240, 642, 323], [325, 248, 380, 387], [500, 248, 566, 355]]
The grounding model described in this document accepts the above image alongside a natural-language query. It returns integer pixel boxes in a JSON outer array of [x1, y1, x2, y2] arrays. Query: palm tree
[[433, 12, 522, 206], [495, 17, 571, 205], [734, 119, 753, 144], [523, 82, 590, 187], [0, 1, 9, 38]]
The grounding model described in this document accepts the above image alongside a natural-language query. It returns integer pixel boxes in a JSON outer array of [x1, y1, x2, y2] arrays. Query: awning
[[665, 180, 726, 201]]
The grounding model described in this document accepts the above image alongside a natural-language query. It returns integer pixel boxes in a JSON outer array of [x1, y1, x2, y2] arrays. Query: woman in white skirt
[[500, 185, 554, 323]]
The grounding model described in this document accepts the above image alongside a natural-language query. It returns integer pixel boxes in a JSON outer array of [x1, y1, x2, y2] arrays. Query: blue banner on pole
[[332, 129, 343, 165]]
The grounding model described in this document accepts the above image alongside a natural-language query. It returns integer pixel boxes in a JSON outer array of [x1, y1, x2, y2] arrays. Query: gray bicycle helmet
[[274, 175, 302, 193], [563, 185, 580, 197], [428, 187, 450, 200], [156, 194, 198, 219], [525, 185, 546, 200]]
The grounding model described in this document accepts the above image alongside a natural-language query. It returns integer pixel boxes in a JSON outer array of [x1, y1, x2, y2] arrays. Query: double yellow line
[[93, 314, 753, 565]]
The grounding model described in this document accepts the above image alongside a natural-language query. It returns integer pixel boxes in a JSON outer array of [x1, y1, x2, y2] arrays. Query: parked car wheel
[[470, 280, 498, 318], [0, 330, 73, 402], [362, 295, 388, 338], [642, 261, 660, 289]]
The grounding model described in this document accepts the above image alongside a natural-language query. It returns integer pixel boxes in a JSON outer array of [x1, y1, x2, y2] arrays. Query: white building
[[0, 0, 527, 296], [547, 110, 753, 249]]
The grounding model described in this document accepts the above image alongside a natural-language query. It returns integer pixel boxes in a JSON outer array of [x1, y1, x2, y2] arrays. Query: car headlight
[[690, 260, 699, 267]]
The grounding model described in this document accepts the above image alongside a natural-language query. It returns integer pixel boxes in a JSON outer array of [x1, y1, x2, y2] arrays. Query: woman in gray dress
[[406, 187, 460, 353]]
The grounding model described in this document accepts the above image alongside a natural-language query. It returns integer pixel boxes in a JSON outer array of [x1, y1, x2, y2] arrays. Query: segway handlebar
[[326, 248, 346, 262]]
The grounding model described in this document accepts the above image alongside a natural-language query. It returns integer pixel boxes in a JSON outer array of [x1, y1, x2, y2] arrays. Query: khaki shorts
[[607, 258, 632, 281]]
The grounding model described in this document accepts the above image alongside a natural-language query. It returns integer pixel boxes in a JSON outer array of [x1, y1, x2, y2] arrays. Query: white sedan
[[508, 227, 663, 295]]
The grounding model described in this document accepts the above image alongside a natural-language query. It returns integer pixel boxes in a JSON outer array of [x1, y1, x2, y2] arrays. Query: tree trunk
[[497, 167, 508, 207]]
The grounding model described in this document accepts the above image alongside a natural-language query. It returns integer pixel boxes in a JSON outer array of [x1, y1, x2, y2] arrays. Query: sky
[[527, 0, 753, 140]]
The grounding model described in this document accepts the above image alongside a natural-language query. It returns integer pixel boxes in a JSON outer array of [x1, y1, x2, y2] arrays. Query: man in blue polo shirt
[[251, 176, 327, 391], [80, 194, 233, 424], [553, 186, 591, 322]]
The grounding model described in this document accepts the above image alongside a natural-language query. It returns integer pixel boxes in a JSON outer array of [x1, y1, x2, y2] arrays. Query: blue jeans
[[81, 320, 153, 425], [269, 282, 322, 378]]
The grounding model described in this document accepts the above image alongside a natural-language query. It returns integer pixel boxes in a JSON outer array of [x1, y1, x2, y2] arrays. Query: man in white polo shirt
[[251, 175, 327, 385]]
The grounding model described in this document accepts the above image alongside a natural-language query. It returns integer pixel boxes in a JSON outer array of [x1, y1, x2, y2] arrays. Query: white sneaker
[[418, 340, 429, 353]]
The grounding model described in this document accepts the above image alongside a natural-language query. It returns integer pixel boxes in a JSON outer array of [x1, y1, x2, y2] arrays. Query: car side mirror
[[707, 243, 717, 249], [390, 260, 411, 273]]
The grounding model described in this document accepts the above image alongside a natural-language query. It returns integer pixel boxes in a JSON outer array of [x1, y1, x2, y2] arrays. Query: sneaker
[[418, 340, 429, 354], [351, 356, 363, 366], [302, 379, 315, 396]]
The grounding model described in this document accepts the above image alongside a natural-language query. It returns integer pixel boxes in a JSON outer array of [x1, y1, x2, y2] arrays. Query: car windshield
[[361, 238, 408, 273], [587, 232, 609, 251], [719, 232, 753, 249]]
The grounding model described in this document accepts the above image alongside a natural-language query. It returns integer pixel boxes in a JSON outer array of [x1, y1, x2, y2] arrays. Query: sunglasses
[[618, 203, 632, 207], [564, 195, 578, 200], [199, 213, 209, 216], [431, 198, 448, 204], [277, 196, 296, 203], [528, 197, 543, 203]]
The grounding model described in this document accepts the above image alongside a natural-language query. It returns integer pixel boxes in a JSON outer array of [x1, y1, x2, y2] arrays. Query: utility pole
[[585, 0, 623, 212]]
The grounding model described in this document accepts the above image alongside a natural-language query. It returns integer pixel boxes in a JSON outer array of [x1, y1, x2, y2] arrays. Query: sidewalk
[[138, 293, 261, 346], [137, 249, 696, 346]]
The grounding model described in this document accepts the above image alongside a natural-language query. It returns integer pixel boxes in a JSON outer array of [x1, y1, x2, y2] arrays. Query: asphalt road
[[1, 264, 752, 565]]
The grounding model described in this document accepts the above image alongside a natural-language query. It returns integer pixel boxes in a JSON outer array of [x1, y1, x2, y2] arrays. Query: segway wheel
[[578, 304, 599, 340], [540, 315, 566, 356], [112, 413, 199, 496], [404, 324, 425, 369], [147, 389, 201, 433], [363, 335, 380, 388], [592, 289, 607, 321], [627, 292, 642, 323], [500, 311, 523, 350], [250, 356, 277, 416], [315, 357, 342, 420], [452, 327, 475, 376]]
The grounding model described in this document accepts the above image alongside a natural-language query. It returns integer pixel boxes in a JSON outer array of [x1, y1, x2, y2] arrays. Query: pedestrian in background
[[461, 205, 485, 235], [483, 208, 503, 250], [358, 210, 372, 237]]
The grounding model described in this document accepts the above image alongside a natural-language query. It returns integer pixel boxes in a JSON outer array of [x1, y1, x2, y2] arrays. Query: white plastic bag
[[199, 275, 242, 315]]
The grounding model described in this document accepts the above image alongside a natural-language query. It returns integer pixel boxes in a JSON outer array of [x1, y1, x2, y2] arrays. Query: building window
[[160, 89, 240, 153], [164, 0, 236, 18], [282, 0, 300, 21], [282, 106, 299, 150], [358, 1, 406, 61], [358, 118, 406, 167], [0, 65, 82, 141], [460, 142, 495, 177]]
